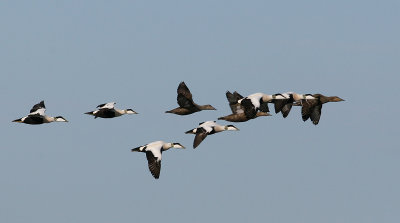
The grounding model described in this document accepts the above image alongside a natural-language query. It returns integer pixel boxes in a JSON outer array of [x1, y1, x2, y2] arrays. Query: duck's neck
[[162, 143, 173, 150], [44, 116, 55, 123], [114, 109, 126, 116], [261, 94, 273, 102], [213, 125, 226, 132]]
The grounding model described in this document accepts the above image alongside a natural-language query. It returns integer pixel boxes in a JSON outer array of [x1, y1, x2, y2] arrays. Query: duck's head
[[125, 109, 138, 114], [172, 142, 185, 149], [330, 96, 345, 102], [54, 116, 68, 122], [225, 125, 239, 131], [202, 105, 216, 110]]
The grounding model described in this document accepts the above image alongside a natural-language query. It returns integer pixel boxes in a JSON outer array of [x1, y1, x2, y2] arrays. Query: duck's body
[[85, 102, 137, 119], [166, 82, 216, 115], [238, 93, 276, 119], [13, 101, 68, 125], [131, 141, 185, 179], [218, 91, 271, 122], [296, 94, 344, 125], [185, 121, 239, 148]]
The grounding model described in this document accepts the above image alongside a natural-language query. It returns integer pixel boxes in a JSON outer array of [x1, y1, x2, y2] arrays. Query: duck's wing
[[193, 128, 208, 149], [310, 104, 322, 125], [177, 82, 196, 109], [177, 82, 193, 100], [97, 102, 115, 109], [97, 103, 106, 108], [281, 103, 293, 118], [301, 100, 318, 122], [29, 101, 46, 115], [145, 151, 161, 179], [273, 98, 289, 114], [226, 91, 245, 114], [241, 98, 257, 119], [233, 91, 244, 99], [259, 101, 270, 113]]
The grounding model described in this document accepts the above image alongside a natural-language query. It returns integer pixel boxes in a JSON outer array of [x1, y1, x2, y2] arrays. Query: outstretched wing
[[281, 103, 293, 118], [310, 104, 322, 125], [145, 151, 161, 179], [273, 99, 289, 114], [259, 101, 270, 113], [30, 101, 46, 115], [97, 102, 115, 109], [241, 98, 257, 119], [177, 82, 193, 100], [301, 100, 318, 122], [226, 91, 244, 114], [177, 82, 196, 109], [193, 128, 208, 149]]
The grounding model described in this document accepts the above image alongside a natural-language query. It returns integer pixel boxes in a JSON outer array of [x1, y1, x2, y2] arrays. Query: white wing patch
[[29, 108, 46, 116], [99, 102, 115, 109]]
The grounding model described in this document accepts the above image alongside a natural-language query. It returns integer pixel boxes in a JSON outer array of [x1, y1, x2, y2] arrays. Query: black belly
[[25, 115, 45, 124], [96, 109, 116, 118]]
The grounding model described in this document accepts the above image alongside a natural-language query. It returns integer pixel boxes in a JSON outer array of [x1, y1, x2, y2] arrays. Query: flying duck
[[294, 94, 345, 125], [218, 91, 271, 122], [12, 101, 68, 125], [165, 81, 216, 115], [185, 121, 239, 149], [271, 92, 296, 118], [85, 102, 138, 119], [131, 141, 185, 179]]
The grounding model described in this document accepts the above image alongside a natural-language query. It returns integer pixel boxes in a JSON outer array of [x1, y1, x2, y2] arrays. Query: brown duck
[[297, 94, 344, 125], [218, 91, 271, 122], [165, 82, 216, 115]]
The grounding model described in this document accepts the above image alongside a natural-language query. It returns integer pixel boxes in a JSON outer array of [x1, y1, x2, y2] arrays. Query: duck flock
[[13, 81, 344, 179]]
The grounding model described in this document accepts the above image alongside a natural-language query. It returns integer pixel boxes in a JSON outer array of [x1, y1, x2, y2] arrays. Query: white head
[[171, 142, 185, 149], [54, 116, 68, 122], [224, 125, 239, 131], [162, 142, 185, 150], [125, 109, 138, 114]]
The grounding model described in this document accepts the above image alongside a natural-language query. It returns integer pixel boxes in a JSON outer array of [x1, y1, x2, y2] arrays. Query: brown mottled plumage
[[299, 94, 344, 125], [165, 82, 216, 115]]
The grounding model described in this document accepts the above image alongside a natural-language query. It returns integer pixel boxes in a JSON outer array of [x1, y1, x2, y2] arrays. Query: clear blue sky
[[1, 1, 399, 222]]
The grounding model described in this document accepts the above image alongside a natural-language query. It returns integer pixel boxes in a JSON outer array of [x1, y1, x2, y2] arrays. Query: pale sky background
[[1, 1, 399, 223]]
